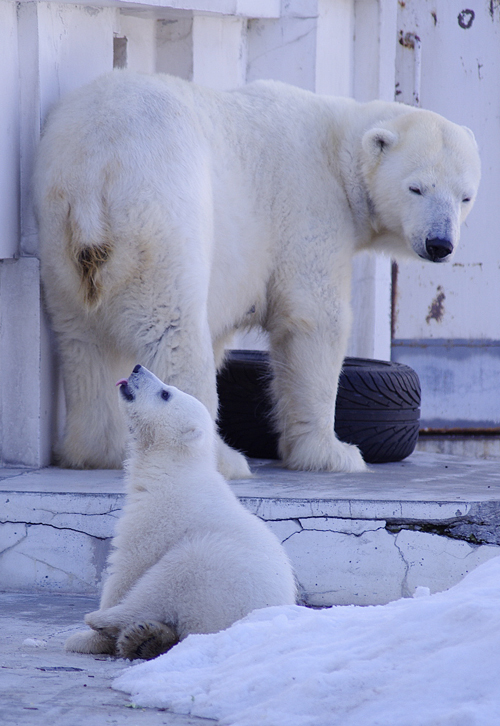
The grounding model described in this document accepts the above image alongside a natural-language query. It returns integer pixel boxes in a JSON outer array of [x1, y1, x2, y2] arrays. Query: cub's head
[[117, 365, 215, 462], [361, 108, 481, 262]]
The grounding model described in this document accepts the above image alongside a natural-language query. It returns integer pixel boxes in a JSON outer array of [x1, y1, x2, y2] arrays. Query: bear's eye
[[409, 186, 422, 195], [462, 196, 471, 203], [161, 389, 170, 401]]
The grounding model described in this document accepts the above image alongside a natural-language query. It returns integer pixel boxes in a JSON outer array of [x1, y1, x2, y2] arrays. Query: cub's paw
[[117, 621, 179, 660], [85, 608, 125, 636], [217, 437, 252, 479], [283, 432, 368, 473], [65, 629, 116, 655]]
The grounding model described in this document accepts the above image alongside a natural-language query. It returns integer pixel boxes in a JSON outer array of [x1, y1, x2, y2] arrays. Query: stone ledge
[[1, 452, 499, 606], [26, 0, 282, 19]]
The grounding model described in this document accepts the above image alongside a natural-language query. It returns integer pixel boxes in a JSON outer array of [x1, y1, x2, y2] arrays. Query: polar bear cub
[[65, 365, 296, 659]]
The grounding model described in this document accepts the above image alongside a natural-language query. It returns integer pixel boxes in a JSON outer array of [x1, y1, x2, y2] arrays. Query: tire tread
[[217, 351, 421, 464]]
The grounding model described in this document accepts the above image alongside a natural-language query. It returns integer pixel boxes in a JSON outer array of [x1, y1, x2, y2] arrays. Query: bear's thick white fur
[[65, 365, 296, 658], [34, 71, 481, 476]]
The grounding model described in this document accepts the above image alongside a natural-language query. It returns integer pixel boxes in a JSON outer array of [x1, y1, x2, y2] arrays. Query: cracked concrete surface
[[265, 513, 499, 605], [0, 592, 217, 726], [1, 453, 500, 605]]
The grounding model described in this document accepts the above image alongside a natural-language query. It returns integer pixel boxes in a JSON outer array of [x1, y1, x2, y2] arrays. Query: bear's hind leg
[[117, 621, 179, 660], [58, 334, 132, 468]]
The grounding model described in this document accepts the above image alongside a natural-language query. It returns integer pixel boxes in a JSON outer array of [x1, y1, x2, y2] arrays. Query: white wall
[[347, 0, 399, 360], [0, 2, 116, 467], [391, 0, 500, 430], [0, 1, 20, 260], [156, 15, 193, 78], [119, 13, 157, 73]]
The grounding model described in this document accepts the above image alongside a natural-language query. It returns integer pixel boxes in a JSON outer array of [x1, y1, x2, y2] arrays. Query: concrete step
[[1, 452, 499, 606]]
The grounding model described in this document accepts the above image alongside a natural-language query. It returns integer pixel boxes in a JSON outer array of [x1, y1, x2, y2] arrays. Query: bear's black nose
[[426, 238, 453, 261], [133, 364, 142, 374]]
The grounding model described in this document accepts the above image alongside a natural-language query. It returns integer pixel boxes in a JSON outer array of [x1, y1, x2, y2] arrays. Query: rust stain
[[426, 285, 445, 324], [399, 31, 421, 49]]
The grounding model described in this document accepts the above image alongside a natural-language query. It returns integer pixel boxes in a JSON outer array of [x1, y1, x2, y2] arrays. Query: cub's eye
[[161, 389, 170, 401], [462, 196, 471, 203], [409, 186, 422, 195]]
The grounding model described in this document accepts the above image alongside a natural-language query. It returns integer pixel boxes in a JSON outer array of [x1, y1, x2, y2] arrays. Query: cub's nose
[[426, 237, 453, 261], [133, 364, 142, 373]]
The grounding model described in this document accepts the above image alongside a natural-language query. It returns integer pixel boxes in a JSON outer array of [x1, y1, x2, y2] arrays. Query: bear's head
[[360, 109, 481, 262], [116, 365, 215, 464]]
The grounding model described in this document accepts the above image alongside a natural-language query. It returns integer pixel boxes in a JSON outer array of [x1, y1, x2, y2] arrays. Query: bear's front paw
[[282, 432, 368, 473]]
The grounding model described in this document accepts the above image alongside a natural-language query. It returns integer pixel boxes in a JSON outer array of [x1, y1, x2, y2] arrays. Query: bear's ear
[[362, 128, 398, 158]]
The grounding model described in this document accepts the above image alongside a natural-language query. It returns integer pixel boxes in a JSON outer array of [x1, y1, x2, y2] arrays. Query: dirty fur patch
[[76, 243, 112, 306]]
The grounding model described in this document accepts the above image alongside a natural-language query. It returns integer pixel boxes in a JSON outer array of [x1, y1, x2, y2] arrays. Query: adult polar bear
[[34, 70, 481, 477]]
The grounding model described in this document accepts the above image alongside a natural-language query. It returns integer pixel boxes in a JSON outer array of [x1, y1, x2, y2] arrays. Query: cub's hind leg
[[65, 629, 116, 655]]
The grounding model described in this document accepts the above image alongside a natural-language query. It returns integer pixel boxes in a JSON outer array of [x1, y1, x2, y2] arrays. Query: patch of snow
[[114, 556, 500, 725], [22, 638, 47, 648]]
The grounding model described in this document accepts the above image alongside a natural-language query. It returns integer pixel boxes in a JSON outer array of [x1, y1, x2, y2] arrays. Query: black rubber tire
[[334, 357, 421, 463], [216, 350, 421, 464]]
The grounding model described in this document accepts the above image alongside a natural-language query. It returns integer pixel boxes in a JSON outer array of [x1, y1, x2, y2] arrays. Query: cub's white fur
[[65, 366, 296, 658], [34, 71, 481, 476]]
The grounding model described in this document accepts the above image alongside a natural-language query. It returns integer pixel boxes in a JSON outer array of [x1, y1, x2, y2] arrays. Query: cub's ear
[[181, 427, 204, 443], [362, 128, 398, 158]]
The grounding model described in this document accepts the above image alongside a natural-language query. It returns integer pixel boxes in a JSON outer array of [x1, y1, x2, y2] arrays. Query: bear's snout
[[117, 380, 135, 402], [425, 237, 454, 262], [117, 364, 144, 402], [117, 364, 175, 404]]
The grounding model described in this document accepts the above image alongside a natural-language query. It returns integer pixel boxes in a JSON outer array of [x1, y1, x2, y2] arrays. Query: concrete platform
[[0, 591, 217, 726], [1, 452, 500, 606]]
